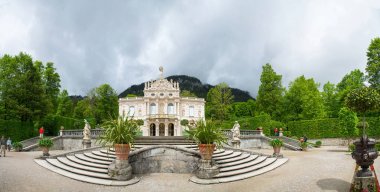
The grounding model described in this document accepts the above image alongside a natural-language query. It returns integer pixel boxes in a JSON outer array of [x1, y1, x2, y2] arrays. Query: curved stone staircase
[[35, 146, 287, 185]]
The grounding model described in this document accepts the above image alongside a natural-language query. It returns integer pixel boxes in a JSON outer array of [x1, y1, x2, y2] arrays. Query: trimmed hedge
[[0, 120, 34, 142], [288, 117, 380, 139], [42, 115, 87, 136]]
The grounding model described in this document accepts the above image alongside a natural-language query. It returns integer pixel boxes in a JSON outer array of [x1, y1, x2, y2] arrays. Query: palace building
[[118, 68, 205, 136]]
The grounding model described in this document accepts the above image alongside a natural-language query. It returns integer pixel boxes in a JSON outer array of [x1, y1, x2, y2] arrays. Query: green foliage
[[126, 94, 137, 98], [180, 90, 197, 97], [0, 120, 34, 141], [300, 141, 308, 149], [345, 86, 380, 115], [256, 63, 284, 119], [315, 141, 322, 147], [38, 138, 54, 148], [283, 75, 325, 121], [42, 114, 85, 135], [185, 120, 227, 147], [56, 90, 73, 117], [180, 119, 189, 126], [366, 37, 380, 91], [283, 131, 292, 137], [287, 118, 340, 139], [349, 144, 356, 152], [270, 139, 283, 147], [375, 143, 380, 151], [98, 115, 140, 146], [91, 84, 119, 124], [12, 142, 23, 150], [338, 107, 359, 140], [207, 83, 234, 120], [232, 102, 252, 117], [136, 119, 144, 126], [322, 82, 340, 118]]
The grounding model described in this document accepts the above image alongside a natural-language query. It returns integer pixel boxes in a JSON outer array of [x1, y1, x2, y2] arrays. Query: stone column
[[155, 123, 159, 136]]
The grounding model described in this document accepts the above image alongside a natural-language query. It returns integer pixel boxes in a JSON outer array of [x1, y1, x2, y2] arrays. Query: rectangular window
[[189, 106, 194, 117]]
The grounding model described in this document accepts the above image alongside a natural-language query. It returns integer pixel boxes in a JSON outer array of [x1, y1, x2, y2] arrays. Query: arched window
[[189, 106, 194, 117], [150, 103, 156, 115], [167, 103, 174, 115], [128, 106, 135, 116]]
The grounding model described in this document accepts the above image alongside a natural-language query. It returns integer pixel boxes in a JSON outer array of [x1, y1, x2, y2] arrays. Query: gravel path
[[0, 146, 370, 192]]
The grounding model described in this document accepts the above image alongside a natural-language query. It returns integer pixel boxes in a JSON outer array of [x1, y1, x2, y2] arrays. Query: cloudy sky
[[0, 0, 379, 97]]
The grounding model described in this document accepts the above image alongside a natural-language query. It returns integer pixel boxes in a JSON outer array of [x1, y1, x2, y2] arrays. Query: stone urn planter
[[270, 138, 283, 157], [38, 138, 54, 157], [97, 115, 139, 181], [352, 135, 378, 177], [114, 144, 131, 160], [198, 144, 216, 160]]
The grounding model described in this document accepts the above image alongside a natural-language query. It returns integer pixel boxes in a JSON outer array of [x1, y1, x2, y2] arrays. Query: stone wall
[[62, 138, 101, 150], [227, 136, 271, 149], [309, 138, 356, 146], [129, 146, 200, 174]]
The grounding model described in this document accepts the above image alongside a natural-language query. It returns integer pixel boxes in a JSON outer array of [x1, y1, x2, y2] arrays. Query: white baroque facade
[[118, 74, 205, 136]]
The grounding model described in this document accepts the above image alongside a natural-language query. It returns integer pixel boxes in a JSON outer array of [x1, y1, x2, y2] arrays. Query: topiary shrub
[[315, 141, 322, 148]]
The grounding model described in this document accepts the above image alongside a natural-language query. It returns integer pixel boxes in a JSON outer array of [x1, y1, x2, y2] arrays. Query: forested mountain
[[118, 75, 254, 102]]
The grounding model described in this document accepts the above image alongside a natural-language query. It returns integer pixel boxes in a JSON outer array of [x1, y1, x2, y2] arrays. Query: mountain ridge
[[118, 75, 254, 102]]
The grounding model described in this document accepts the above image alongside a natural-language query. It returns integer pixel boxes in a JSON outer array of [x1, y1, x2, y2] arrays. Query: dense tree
[[180, 90, 197, 97], [93, 84, 119, 124], [43, 62, 61, 113], [232, 102, 251, 117], [283, 76, 325, 121], [256, 63, 284, 119], [56, 90, 73, 117], [322, 82, 340, 118], [338, 107, 358, 145], [366, 37, 380, 91], [207, 83, 234, 120], [336, 69, 365, 103], [73, 98, 94, 120]]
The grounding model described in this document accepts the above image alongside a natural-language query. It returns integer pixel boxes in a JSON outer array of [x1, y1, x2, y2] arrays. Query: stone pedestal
[[108, 159, 133, 181], [195, 159, 219, 179], [82, 139, 91, 149], [231, 140, 241, 149], [352, 175, 377, 192]]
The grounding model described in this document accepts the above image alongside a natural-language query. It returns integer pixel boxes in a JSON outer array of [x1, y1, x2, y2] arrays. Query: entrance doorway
[[168, 123, 174, 136], [150, 123, 156, 136], [159, 123, 165, 136]]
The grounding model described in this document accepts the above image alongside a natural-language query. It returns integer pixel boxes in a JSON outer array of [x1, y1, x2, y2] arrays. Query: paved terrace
[[0, 146, 369, 192]]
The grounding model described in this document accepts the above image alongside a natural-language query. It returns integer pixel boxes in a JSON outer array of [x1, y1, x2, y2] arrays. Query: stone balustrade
[[61, 129, 104, 138], [222, 129, 263, 138]]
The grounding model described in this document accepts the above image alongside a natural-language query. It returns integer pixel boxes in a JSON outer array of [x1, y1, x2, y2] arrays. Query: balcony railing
[[148, 114, 177, 119]]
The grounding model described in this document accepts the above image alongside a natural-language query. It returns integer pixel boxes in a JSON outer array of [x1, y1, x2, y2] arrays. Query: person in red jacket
[[39, 127, 44, 138]]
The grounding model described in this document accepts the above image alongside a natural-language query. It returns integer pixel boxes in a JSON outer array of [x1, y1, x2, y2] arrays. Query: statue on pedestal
[[231, 121, 241, 141], [83, 119, 91, 140]]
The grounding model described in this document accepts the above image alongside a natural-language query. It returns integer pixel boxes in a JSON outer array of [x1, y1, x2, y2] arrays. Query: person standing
[[39, 127, 45, 138], [6, 137, 11, 151], [0, 136, 6, 157]]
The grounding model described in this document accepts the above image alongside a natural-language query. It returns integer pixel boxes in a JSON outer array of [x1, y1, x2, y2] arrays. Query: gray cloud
[[0, 0, 379, 97]]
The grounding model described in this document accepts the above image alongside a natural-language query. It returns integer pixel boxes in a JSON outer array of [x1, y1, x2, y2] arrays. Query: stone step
[[84, 152, 114, 162], [92, 151, 116, 159], [57, 157, 108, 174], [189, 158, 288, 184], [215, 157, 277, 178], [35, 159, 140, 186], [66, 155, 108, 169], [213, 149, 225, 154], [100, 149, 115, 155], [217, 153, 255, 166], [219, 156, 267, 172], [213, 152, 242, 161], [46, 159, 111, 179], [212, 150, 234, 158], [75, 154, 111, 165]]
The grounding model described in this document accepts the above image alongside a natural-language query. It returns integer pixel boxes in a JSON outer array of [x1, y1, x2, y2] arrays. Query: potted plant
[[12, 142, 23, 152], [98, 115, 140, 160], [270, 138, 283, 156], [185, 120, 227, 160], [300, 141, 308, 151], [39, 138, 54, 156]]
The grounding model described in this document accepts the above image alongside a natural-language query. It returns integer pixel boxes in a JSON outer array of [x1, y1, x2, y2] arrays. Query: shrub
[[0, 120, 34, 142], [136, 119, 144, 126], [300, 142, 308, 150], [38, 138, 54, 148], [376, 143, 380, 151], [283, 131, 292, 137], [348, 144, 356, 152], [180, 119, 189, 126], [315, 141, 322, 148], [12, 142, 23, 151]]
